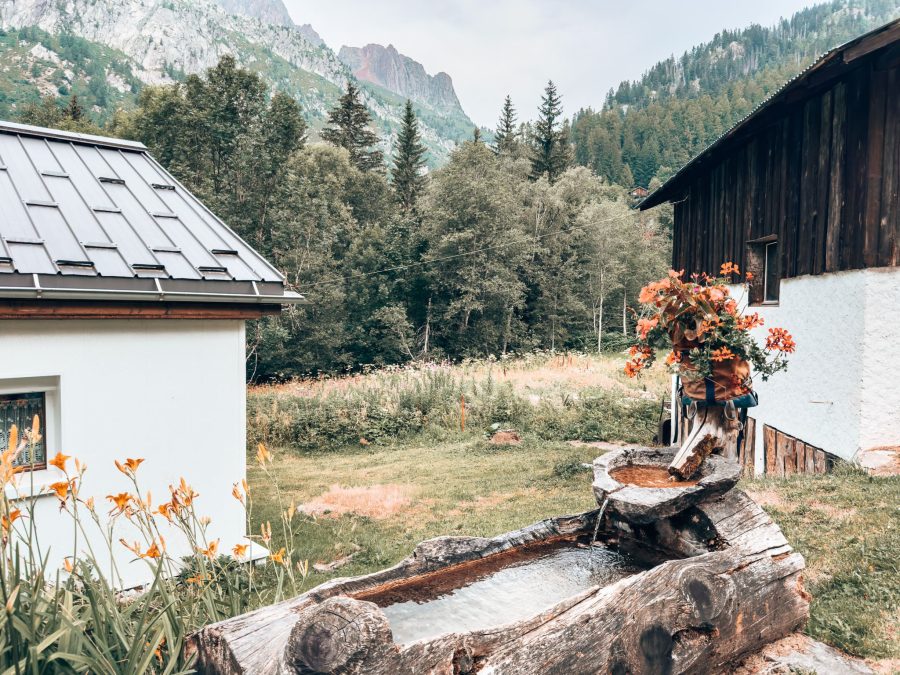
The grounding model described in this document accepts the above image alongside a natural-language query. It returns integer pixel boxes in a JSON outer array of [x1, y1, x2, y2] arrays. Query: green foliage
[[246, 357, 660, 452], [571, 0, 899, 187], [391, 99, 428, 211], [494, 95, 520, 155], [552, 456, 591, 480], [321, 81, 384, 172], [529, 80, 570, 183]]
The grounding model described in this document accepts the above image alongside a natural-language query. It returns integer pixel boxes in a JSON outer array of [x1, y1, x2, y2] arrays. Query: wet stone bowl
[[592, 446, 741, 524]]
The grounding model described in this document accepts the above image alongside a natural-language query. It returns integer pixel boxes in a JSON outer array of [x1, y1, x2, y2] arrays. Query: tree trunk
[[188, 489, 808, 674]]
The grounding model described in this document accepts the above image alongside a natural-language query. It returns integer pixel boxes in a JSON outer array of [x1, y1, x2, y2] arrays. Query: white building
[[0, 121, 300, 587], [641, 20, 900, 475]]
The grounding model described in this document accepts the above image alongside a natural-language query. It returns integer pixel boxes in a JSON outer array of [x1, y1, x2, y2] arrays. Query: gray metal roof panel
[[0, 121, 291, 303]]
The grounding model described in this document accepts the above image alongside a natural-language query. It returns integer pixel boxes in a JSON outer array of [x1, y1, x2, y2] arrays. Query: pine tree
[[530, 80, 570, 183], [472, 127, 483, 143], [321, 81, 384, 172], [493, 95, 519, 154], [64, 94, 84, 122], [391, 100, 428, 211]]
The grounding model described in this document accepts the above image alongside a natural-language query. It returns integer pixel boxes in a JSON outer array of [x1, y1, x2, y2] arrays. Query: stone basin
[[592, 446, 741, 524]]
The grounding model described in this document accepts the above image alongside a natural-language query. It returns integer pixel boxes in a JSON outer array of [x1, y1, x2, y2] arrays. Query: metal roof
[[0, 120, 302, 305], [640, 17, 900, 210]]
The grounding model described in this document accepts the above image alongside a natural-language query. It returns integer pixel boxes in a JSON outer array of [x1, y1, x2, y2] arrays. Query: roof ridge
[[0, 120, 147, 152]]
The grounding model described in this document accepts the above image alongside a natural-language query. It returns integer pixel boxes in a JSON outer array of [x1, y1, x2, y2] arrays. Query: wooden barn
[[641, 18, 900, 475]]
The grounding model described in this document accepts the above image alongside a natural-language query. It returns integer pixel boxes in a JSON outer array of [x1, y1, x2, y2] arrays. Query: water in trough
[[357, 539, 652, 645]]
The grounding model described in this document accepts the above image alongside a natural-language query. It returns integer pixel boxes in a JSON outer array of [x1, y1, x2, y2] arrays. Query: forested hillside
[[571, 0, 900, 188]]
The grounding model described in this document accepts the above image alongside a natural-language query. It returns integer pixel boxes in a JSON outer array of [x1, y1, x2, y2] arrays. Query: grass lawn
[[248, 437, 899, 663]]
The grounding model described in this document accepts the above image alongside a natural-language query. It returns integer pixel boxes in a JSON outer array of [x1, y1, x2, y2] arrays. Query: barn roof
[[0, 120, 301, 305], [640, 17, 900, 210]]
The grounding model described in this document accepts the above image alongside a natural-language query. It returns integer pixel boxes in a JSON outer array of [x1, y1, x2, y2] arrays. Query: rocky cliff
[[0, 0, 472, 164], [211, 0, 324, 46], [339, 43, 462, 112]]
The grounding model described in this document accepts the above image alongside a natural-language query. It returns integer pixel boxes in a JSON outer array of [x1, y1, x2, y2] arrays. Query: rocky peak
[[338, 43, 462, 111], [211, 0, 324, 45]]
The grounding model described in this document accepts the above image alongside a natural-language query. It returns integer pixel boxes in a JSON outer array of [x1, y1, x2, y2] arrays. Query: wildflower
[[256, 442, 271, 466], [624, 359, 644, 378], [261, 521, 272, 544], [31, 415, 40, 443], [49, 452, 70, 472], [720, 262, 740, 276], [665, 350, 681, 366], [1, 509, 21, 532], [49, 481, 71, 503], [710, 347, 735, 362], [233, 543, 249, 558], [115, 458, 145, 475], [157, 502, 174, 521], [269, 547, 286, 565], [286, 498, 296, 522], [84, 496, 95, 512], [186, 574, 209, 585], [107, 492, 132, 513], [6, 425, 17, 455], [231, 483, 244, 504], [120, 539, 141, 556], [766, 327, 796, 353], [63, 558, 73, 573], [177, 478, 198, 505], [197, 539, 219, 560], [142, 541, 162, 559]]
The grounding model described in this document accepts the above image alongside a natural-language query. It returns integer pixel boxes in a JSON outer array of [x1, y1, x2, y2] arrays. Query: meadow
[[247, 352, 899, 668]]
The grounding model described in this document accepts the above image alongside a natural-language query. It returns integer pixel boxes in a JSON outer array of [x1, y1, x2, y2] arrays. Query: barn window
[[746, 237, 779, 305], [763, 241, 780, 303], [0, 392, 47, 471]]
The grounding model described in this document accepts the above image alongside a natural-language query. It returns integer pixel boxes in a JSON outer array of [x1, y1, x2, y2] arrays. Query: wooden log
[[814, 449, 828, 474], [804, 444, 817, 474], [188, 491, 808, 675], [670, 408, 739, 479]]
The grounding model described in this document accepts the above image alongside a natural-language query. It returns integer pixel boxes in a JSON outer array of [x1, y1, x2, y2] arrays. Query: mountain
[[339, 44, 462, 111], [0, 0, 471, 164], [571, 0, 900, 188]]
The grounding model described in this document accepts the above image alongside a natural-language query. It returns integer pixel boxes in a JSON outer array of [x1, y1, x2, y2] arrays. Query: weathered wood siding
[[673, 54, 900, 278]]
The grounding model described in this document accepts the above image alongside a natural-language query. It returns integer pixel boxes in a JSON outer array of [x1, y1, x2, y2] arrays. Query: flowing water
[[359, 539, 650, 646], [590, 497, 609, 559]]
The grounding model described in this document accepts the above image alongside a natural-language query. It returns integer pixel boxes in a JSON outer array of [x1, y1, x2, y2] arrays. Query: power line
[[296, 214, 629, 290]]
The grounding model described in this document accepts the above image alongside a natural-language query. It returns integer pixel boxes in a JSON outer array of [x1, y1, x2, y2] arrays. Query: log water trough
[[188, 446, 809, 674]]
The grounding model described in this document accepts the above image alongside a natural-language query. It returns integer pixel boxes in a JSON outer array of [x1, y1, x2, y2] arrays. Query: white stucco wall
[[0, 318, 247, 588], [730, 266, 900, 472]]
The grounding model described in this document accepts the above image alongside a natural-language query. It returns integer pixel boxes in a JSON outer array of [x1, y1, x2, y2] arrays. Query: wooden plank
[[814, 89, 834, 275], [826, 81, 847, 272], [842, 66, 870, 270], [742, 417, 757, 477], [863, 66, 887, 267], [764, 425, 777, 476], [792, 439, 806, 476], [781, 433, 796, 476], [774, 430, 788, 477], [804, 444, 817, 474], [814, 449, 827, 474], [882, 66, 900, 267], [0, 300, 280, 319], [797, 101, 816, 277]]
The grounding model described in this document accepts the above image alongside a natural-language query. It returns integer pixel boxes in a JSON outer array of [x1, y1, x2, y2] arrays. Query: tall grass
[[248, 354, 663, 451], [0, 418, 304, 672]]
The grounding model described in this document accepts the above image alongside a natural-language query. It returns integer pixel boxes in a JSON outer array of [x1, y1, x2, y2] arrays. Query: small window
[[0, 392, 47, 470], [763, 241, 779, 303], [746, 237, 779, 306]]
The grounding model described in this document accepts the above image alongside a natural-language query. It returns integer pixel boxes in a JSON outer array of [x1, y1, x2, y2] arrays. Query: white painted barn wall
[[730, 266, 900, 472], [0, 318, 247, 588], [860, 266, 900, 451]]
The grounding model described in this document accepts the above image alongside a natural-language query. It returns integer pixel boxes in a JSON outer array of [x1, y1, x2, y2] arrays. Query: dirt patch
[[300, 484, 413, 519], [744, 489, 789, 509], [489, 430, 522, 445], [610, 465, 699, 488], [867, 657, 900, 674]]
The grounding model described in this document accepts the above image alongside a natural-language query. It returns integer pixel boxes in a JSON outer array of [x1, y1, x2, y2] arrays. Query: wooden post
[[669, 407, 742, 479]]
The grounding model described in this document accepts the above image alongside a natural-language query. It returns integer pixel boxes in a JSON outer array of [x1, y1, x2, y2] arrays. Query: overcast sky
[[283, 1, 819, 127]]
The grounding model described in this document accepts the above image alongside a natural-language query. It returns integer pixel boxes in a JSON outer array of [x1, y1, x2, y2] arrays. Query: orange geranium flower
[[636, 317, 658, 340], [738, 312, 764, 330], [233, 543, 249, 558], [49, 452, 70, 472], [765, 327, 796, 353], [720, 262, 740, 276], [665, 350, 681, 366], [710, 347, 735, 362]]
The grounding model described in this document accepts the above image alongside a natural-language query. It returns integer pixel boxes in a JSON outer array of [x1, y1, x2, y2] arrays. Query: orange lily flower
[[49, 481, 71, 502], [49, 452, 71, 472], [1, 509, 21, 532], [269, 547, 286, 565], [107, 492, 132, 513], [232, 543, 249, 558]]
